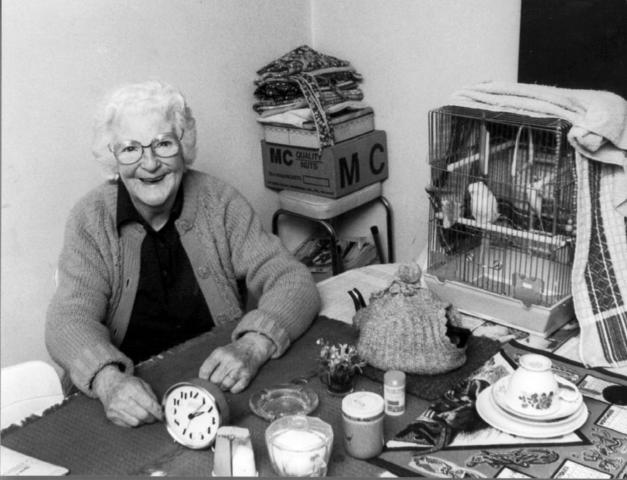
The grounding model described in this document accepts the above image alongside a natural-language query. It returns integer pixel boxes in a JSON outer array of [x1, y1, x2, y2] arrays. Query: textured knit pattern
[[45, 169, 321, 396], [353, 270, 467, 375]]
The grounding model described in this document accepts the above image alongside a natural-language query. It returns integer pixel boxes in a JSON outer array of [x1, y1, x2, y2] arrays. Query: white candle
[[269, 429, 328, 476]]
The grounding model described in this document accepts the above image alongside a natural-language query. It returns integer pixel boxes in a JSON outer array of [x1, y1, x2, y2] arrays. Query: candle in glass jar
[[268, 429, 328, 476]]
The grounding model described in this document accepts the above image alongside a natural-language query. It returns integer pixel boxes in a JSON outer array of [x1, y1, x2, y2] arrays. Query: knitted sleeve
[[45, 198, 134, 397], [223, 187, 321, 357]]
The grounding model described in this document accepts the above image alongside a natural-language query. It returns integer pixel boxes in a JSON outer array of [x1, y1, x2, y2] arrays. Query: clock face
[[162, 379, 228, 449]]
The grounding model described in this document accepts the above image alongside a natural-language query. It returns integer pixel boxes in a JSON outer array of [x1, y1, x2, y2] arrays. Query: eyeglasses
[[110, 130, 184, 165]]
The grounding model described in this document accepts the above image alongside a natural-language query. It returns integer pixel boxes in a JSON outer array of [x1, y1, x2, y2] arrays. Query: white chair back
[[1, 360, 64, 429]]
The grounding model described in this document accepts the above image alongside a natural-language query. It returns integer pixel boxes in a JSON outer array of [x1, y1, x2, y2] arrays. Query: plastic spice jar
[[383, 370, 406, 416], [341, 392, 385, 459]]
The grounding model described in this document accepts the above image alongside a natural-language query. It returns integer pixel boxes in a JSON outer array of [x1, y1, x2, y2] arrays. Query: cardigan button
[[198, 266, 210, 278]]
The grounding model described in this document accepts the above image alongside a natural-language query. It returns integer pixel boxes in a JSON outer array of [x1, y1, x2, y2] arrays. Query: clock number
[[164, 383, 225, 448]]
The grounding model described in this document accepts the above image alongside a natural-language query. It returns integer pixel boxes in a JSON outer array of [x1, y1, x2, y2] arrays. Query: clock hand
[[188, 410, 206, 420], [187, 401, 205, 416], [183, 403, 206, 430]]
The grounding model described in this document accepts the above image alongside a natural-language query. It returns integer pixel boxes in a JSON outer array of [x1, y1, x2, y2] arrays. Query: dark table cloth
[[2, 316, 626, 478]]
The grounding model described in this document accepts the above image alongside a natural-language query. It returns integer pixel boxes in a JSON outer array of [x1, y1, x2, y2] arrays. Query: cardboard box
[[261, 130, 388, 198], [262, 109, 375, 148]]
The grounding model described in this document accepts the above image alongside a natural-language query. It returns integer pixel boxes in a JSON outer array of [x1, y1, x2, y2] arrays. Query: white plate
[[477, 387, 588, 438], [491, 375, 582, 420]]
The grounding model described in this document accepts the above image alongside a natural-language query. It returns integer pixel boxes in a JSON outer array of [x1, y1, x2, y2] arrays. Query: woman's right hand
[[92, 365, 164, 427]]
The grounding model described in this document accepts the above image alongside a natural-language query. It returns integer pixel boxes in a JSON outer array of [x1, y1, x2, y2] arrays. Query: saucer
[[490, 388, 587, 427], [249, 384, 319, 422], [477, 388, 588, 438], [492, 375, 582, 420]]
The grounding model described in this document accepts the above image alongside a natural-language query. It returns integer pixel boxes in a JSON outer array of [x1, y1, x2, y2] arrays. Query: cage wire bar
[[424, 106, 577, 335]]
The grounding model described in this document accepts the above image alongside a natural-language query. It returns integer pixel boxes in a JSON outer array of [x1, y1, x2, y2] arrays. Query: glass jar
[[341, 391, 385, 459], [265, 415, 333, 477]]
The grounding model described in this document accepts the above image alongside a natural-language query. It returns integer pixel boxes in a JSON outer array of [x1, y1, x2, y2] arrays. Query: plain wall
[[1, 0, 311, 369], [1, 0, 520, 370], [312, 0, 521, 260]]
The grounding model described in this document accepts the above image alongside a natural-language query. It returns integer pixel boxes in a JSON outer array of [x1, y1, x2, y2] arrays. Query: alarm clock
[[162, 378, 230, 449]]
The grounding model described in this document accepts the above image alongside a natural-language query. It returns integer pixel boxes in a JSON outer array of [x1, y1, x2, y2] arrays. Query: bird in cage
[[467, 181, 499, 225]]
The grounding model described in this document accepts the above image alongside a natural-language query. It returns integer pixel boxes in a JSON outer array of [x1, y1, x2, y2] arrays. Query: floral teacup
[[505, 354, 579, 416]]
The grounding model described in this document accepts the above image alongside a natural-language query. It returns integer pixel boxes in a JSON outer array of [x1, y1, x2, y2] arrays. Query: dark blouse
[[116, 181, 214, 363]]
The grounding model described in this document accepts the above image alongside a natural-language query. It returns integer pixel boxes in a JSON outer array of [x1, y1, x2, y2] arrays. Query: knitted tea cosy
[[353, 264, 467, 375]]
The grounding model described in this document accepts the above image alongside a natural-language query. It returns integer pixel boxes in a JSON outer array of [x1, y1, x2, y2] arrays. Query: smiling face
[[113, 107, 186, 226]]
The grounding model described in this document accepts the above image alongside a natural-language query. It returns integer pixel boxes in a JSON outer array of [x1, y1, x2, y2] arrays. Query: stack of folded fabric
[[253, 45, 375, 149]]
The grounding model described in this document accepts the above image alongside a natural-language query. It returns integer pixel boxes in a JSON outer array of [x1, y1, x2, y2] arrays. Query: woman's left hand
[[198, 332, 275, 393]]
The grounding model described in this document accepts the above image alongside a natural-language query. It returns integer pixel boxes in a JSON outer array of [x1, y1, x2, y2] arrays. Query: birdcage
[[423, 106, 577, 337]]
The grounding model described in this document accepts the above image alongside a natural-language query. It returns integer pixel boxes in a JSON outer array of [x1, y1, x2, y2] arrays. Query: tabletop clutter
[[185, 263, 592, 477]]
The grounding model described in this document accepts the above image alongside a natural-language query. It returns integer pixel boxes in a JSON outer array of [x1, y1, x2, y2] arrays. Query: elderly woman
[[45, 81, 321, 427]]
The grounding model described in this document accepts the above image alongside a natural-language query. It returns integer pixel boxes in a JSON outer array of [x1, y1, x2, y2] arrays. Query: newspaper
[[0, 446, 69, 476]]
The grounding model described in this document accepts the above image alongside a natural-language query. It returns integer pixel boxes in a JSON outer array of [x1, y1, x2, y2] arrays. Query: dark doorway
[[518, 0, 627, 99]]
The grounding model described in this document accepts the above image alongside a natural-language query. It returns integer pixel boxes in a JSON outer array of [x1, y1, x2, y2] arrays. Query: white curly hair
[[92, 80, 197, 177]]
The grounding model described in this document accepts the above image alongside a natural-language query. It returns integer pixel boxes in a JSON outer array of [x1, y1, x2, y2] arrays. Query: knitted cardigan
[[45, 169, 321, 396]]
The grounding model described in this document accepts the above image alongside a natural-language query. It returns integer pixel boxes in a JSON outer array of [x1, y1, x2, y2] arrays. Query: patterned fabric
[[256, 45, 351, 79], [253, 45, 364, 148], [450, 82, 627, 367], [291, 73, 335, 147], [572, 156, 627, 366]]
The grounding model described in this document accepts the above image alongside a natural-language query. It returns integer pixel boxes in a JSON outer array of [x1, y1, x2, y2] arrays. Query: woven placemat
[[362, 335, 502, 400]]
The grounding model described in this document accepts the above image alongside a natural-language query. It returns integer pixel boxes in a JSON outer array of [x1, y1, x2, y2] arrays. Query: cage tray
[[424, 271, 573, 337]]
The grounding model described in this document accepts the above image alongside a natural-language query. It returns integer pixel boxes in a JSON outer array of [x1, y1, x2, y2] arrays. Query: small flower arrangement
[[316, 338, 366, 394]]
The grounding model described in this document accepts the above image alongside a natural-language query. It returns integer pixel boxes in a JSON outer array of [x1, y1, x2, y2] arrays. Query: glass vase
[[322, 371, 354, 396]]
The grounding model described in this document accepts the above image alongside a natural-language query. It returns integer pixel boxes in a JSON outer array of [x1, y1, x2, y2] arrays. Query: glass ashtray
[[249, 384, 319, 421]]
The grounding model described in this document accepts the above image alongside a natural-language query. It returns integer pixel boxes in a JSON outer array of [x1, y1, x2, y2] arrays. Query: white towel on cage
[[451, 81, 627, 149], [450, 81, 627, 368]]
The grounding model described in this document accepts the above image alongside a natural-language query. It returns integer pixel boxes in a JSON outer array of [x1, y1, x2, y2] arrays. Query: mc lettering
[[370, 143, 385, 174], [269, 147, 293, 166], [339, 153, 360, 188]]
